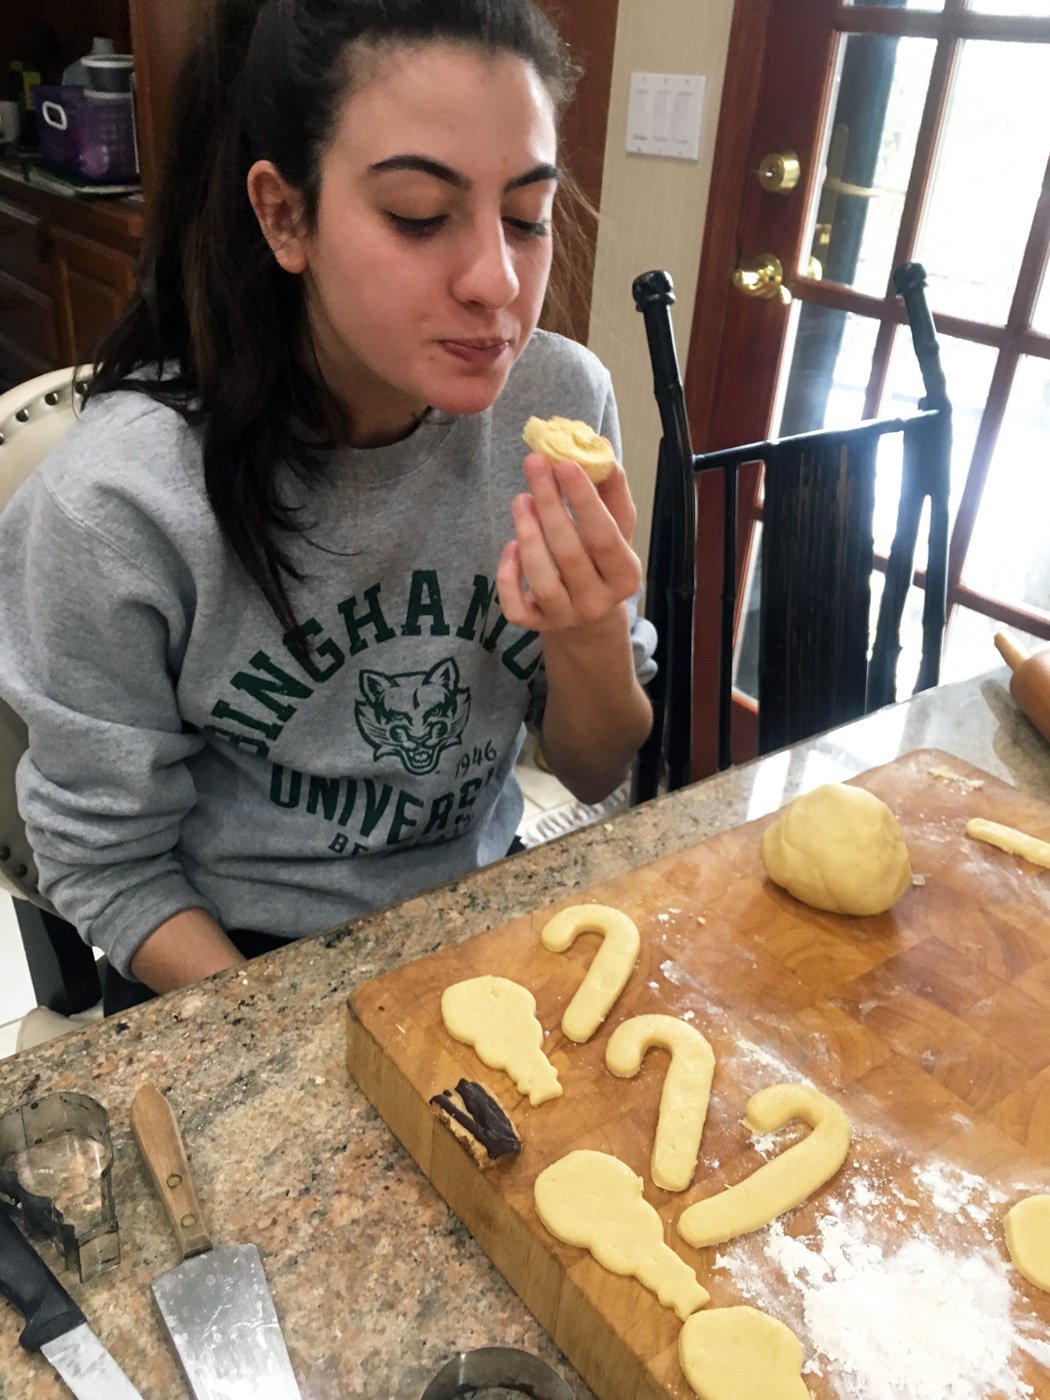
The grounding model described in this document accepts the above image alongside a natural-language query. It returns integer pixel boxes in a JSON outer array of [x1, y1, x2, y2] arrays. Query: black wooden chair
[[631, 262, 952, 804]]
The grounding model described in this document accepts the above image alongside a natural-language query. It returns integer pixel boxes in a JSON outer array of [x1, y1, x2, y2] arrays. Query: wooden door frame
[[681, 0, 841, 773]]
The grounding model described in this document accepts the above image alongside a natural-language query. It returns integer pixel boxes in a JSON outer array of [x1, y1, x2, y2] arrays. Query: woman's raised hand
[[496, 453, 642, 632]]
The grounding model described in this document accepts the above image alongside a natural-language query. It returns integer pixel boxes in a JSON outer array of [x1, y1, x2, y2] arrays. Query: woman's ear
[[247, 160, 309, 274]]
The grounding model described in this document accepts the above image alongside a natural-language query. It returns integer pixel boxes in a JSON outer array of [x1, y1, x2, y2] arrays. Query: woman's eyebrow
[[368, 155, 562, 192]]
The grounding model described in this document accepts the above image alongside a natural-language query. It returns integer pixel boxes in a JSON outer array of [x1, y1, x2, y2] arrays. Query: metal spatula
[[130, 1084, 301, 1399]]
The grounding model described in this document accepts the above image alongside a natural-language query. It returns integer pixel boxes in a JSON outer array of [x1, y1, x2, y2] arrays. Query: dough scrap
[[966, 818, 1050, 869], [541, 903, 640, 1043], [523, 415, 617, 483], [760, 782, 912, 916], [534, 1149, 709, 1320], [678, 1306, 812, 1400], [441, 976, 562, 1106], [1004, 1194, 1050, 1292], [677, 1083, 850, 1249], [606, 1014, 715, 1192]]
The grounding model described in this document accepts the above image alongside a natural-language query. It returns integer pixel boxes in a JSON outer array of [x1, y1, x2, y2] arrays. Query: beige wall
[[587, 0, 735, 564]]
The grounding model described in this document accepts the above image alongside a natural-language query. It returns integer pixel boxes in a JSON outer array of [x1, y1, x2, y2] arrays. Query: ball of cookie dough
[[522, 415, 617, 483], [759, 783, 912, 916]]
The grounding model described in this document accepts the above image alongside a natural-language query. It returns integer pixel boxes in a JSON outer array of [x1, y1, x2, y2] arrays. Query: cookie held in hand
[[522, 415, 617, 483]]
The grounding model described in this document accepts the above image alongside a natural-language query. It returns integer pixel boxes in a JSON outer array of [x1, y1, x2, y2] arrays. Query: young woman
[[0, 0, 655, 1012]]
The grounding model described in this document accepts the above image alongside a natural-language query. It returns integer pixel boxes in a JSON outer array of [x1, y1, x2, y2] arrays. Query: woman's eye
[[386, 213, 447, 238], [504, 217, 550, 239]]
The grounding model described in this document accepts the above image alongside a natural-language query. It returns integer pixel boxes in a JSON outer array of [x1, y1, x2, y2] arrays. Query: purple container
[[32, 84, 139, 184]]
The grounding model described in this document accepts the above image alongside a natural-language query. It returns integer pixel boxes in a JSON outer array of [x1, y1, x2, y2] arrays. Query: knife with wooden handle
[[130, 1084, 301, 1399]]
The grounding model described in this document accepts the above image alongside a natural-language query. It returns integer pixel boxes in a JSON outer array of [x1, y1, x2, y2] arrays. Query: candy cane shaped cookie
[[677, 1083, 850, 1248], [541, 903, 640, 1043], [606, 1014, 715, 1192]]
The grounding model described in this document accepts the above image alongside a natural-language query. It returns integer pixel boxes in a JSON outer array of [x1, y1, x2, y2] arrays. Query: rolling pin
[[995, 631, 1050, 744]]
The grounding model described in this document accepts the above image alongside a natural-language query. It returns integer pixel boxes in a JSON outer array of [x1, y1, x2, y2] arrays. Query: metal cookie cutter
[[0, 1091, 121, 1281], [420, 1346, 574, 1399]]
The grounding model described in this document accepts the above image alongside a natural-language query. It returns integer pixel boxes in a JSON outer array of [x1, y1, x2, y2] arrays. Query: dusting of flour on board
[[716, 1157, 1046, 1399]]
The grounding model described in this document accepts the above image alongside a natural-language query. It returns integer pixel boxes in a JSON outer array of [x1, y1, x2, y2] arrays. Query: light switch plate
[[626, 72, 706, 161]]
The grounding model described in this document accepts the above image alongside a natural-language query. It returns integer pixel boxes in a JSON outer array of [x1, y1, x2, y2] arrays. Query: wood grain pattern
[[346, 750, 1050, 1399]]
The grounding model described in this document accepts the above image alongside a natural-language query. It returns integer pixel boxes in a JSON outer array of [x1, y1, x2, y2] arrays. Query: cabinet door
[[0, 199, 61, 381], [50, 227, 137, 365]]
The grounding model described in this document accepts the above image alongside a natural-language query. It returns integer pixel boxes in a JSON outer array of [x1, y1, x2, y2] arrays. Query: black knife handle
[[0, 1209, 86, 1352]]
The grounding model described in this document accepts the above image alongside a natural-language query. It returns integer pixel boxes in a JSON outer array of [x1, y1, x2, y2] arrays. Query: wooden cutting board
[[346, 750, 1050, 1399]]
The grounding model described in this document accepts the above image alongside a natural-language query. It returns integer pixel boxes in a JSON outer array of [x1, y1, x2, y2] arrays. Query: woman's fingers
[[500, 454, 643, 631], [496, 538, 543, 629], [594, 462, 639, 542], [508, 493, 575, 626], [548, 460, 641, 596], [523, 459, 603, 601]]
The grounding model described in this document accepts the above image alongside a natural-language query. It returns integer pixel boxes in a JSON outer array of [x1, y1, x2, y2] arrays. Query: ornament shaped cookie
[[441, 975, 562, 1106], [1004, 1194, 1050, 1291], [541, 903, 640, 1042], [522, 416, 617, 483], [534, 1149, 709, 1320], [606, 1014, 715, 1191], [678, 1306, 812, 1400], [760, 782, 912, 915], [677, 1083, 850, 1248]]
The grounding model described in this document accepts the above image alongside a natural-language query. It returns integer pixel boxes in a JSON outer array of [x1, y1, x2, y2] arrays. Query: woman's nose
[[452, 219, 520, 308]]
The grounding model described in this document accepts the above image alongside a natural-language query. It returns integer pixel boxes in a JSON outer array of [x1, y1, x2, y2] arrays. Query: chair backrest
[[0, 367, 89, 908], [631, 263, 951, 803]]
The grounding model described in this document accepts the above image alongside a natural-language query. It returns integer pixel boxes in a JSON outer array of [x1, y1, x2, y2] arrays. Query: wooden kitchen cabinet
[[0, 167, 143, 380], [51, 223, 138, 364], [0, 0, 208, 383]]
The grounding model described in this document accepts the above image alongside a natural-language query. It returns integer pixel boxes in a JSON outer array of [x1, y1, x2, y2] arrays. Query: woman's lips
[[439, 338, 511, 367]]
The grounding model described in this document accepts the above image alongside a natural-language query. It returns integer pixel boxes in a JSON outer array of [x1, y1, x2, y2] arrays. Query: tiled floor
[[0, 743, 628, 1058]]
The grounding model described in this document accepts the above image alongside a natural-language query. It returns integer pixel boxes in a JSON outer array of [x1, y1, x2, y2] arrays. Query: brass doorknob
[[732, 253, 792, 305]]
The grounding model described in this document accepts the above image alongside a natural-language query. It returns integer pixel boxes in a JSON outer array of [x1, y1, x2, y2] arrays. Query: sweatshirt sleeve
[[0, 472, 220, 978]]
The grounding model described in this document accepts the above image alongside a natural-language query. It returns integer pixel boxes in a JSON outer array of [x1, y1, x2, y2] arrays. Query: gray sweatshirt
[[0, 331, 656, 977]]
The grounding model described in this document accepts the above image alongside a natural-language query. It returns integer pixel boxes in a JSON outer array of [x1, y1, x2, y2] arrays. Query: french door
[[684, 0, 1050, 774]]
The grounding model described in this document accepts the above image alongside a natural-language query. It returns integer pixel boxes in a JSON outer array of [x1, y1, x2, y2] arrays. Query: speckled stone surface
[[0, 669, 1047, 1400]]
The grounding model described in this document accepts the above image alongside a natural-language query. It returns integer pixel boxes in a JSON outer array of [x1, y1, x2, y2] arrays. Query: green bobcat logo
[[355, 657, 471, 775]]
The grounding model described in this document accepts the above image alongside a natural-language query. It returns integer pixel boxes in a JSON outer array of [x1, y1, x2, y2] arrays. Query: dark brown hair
[[88, 0, 583, 642]]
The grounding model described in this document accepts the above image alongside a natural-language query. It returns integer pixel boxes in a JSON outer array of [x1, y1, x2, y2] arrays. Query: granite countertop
[[0, 667, 1047, 1399]]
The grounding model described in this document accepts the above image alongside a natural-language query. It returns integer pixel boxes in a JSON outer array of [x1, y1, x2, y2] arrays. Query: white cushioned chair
[[0, 367, 104, 1045]]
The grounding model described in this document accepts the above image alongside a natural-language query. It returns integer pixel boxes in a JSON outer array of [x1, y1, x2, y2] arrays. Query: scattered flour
[[718, 1212, 1037, 1400], [734, 1037, 791, 1072], [913, 1160, 1007, 1217], [927, 764, 985, 793], [659, 959, 687, 986]]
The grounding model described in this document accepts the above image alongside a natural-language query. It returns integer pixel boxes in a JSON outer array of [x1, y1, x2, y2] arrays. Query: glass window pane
[[805, 36, 935, 295], [880, 329, 997, 529], [967, 0, 1050, 15], [942, 609, 1049, 685], [734, 527, 761, 702], [917, 40, 1050, 323], [775, 304, 881, 436], [1033, 254, 1050, 334], [962, 355, 1050, 616], [846, 0, 943, 9]]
